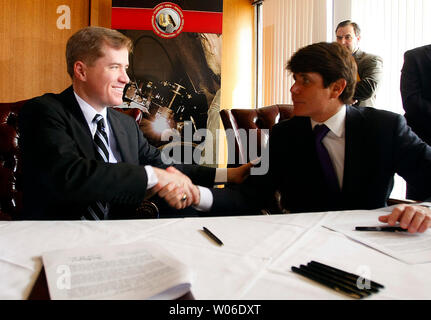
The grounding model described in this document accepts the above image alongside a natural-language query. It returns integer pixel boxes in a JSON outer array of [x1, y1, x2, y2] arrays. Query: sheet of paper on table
[[322, 210, 431, 264], [42, 241, 192, 300]]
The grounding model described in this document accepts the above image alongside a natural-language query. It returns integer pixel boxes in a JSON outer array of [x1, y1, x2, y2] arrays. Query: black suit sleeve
[[401, 49, 431, 119], [174, 164, 216, 187], [392, 114, 431, 199]]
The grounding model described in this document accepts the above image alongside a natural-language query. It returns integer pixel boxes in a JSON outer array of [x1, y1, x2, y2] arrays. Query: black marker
[[305, 263, 379, 293], [291, 265, 367, 299], [309, 261, 384, 289], [355, 226, 407, 232]]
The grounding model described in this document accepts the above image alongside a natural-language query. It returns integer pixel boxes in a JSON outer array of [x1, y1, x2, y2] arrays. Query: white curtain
[[348, 0, 431, 114], [261, 0, 329, 106]]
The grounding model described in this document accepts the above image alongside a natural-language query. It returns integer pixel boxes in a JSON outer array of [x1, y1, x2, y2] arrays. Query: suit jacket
[[211, 106, 431, 214], [18, 86, 215, 220], [401, 44, 431, 146], [353, 49, 383, 107]]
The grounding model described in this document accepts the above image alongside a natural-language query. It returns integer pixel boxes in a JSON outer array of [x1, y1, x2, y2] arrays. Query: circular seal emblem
[[152, 2, 184, 39]]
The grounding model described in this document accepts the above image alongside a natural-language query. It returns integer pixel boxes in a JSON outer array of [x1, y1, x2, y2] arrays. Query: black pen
[[310, 261, 384, 289], [202, 227, 224, 246], [291, 266, 366, 299], [305, 263, 379, 293], [355, 226, 407, 232]]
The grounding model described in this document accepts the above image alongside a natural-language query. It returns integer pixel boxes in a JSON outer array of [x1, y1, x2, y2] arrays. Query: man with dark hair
[[191, 42, 431, 234], [400, 43, 431, 200], [336, 20, 383, 107], [18, 26, 249, 220]]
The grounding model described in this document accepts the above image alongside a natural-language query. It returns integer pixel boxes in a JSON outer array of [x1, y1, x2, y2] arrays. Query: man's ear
[[73, 61, 87, 81], [330, 78, 347, 99]]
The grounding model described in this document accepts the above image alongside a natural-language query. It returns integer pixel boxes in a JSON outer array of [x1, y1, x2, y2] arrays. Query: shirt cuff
[[417, 202, 431, 208], [214, 168, 227, 184], [145, 165, 159, 190], [193, 186, 213, 212]]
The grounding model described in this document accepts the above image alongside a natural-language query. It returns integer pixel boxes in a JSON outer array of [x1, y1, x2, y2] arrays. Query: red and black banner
[[112, 0, 223, 36], [112, 1, 223, 165]]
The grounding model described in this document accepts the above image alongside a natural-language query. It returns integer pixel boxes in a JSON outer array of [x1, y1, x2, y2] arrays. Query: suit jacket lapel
[[59, 86, 96, 159], [342, 106, 365, 196], [283, 117, 336, 211], [107, 109, 133, 163]]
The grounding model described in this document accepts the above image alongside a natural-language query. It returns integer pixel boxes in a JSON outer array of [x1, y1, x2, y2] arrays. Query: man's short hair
[[66, 26, 133, 78], [287, 42, 357, 104], [335, 20, 361, 37]]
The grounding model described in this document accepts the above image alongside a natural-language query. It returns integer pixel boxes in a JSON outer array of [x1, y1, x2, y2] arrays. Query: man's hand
[[151, 166, 199, 209], [157, 182, 201, 209], [378, 204, 431, 233], [227, 161, 255, 184], [165, 166, 200, 205]]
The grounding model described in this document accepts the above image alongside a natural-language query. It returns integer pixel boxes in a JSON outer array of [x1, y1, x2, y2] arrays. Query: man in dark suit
[[335, 20, 383, 107], [401, 44, 431, 200], [193, 42, 431, 233], [18, 26, 248, 220]]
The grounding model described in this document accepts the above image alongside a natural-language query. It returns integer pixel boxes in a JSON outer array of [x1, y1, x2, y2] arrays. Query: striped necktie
[[84, 114, 110, 220], [93, 114, 109, 162]]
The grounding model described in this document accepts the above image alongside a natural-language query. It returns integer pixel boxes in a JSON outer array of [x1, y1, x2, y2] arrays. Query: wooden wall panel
[[0, 0, 89, 102], [90, 0, 111, 27]]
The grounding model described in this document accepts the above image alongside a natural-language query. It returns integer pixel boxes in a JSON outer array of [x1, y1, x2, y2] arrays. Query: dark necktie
[[313, 124, 340, 194], [85, 114, 109, 220]]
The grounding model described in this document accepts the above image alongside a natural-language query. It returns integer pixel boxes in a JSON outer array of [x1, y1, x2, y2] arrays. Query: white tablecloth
[[0, 210, 430, 299]]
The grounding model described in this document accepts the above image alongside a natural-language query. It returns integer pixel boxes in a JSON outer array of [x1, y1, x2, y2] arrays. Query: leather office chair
[[220, 104, 294, 214], [0, 100, 27, 220], [0, 100, 143, 220], [220, 104, 294, 167], [113, 107, 142, 124]]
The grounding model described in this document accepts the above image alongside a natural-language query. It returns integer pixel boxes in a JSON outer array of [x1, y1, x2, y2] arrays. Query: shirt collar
[[73, 91, 108, 127], [310, 105, 346, 138]]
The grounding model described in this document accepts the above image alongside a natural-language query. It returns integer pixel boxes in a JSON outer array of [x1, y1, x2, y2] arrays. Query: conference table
[[1, 208, 430, 300]]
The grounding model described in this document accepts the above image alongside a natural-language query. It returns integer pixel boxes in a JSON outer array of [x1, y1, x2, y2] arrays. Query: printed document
[[42, 241, 192, 299]]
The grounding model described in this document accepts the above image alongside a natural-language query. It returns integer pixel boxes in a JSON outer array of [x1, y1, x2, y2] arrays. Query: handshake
[[149, 163, 255, 210]]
